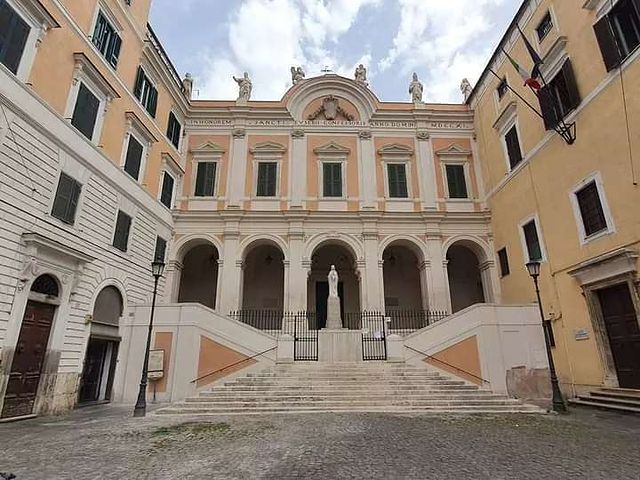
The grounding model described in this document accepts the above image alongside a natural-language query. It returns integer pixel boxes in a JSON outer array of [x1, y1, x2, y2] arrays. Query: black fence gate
[[347, 311, 387, 361], [291, 312, 318, 361]]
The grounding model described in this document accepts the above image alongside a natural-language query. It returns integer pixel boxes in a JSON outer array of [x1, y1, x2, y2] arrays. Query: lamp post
[[526, 261, 567, 413], [133, 259, 165, 417]]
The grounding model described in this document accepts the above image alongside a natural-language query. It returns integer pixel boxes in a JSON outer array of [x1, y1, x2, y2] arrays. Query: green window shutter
[[160, 173, 174, 208], [523, 221, 542, 261], [323, 163, 342, 197], [446, 164, 468, 198], [123, 136, 143, 180], [133, 66, 144, 98], [147, 86, 158, 117], [167, 112, 181, 148], [154, 236, 167, 262], [257, 162, 277, 197], [108, 33, 121, 68], [388, 164, 408, 198], [51, 173, 82, 224], [195, 162, 216, 196], [113, 211, 132, 252], [71, 83, 100, 140]]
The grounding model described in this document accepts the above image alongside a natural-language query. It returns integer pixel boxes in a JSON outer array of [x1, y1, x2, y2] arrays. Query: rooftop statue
[[233, 72, 252, 101], [182, 72, 193, 100], [354, 64, 368, 85], [409, 72, 423, 104], [291, 66, 306, 84], [460, 78, 473, 102]]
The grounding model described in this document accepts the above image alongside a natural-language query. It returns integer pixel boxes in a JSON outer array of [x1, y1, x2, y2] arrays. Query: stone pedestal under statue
[[326, 296, 342, 330], [319, 329, 362, 363]]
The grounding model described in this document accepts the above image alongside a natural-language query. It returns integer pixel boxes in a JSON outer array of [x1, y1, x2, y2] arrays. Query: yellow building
[[469, 0, 640, 396]]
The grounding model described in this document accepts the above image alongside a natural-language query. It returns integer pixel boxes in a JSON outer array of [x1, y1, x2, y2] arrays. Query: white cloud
[[196, 0, 379, 100]]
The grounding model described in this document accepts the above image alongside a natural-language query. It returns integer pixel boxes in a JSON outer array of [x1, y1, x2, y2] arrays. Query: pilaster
[[290, 129, 307, 208], [416, 132, 437, 210], [362, 230, 383, 310], [359, 130, 377, 209], [227, 128, 248, 208]]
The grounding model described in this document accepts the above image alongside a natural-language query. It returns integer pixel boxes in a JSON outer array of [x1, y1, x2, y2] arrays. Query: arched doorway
[[446, 242, 486, 313], [241, 243, 285, 310], [307, 243, 360, 328], [178, 243, 219, 309], [382, 243, 424, 312], [78, 286, 123, 405], [1, 274, 60, 419]]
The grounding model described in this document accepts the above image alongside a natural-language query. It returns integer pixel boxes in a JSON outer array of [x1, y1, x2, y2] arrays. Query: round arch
[[238, 234, 289, 262], [89, 278, 128, 314], [173, 234, 223, 263], [378, 235, 427, 263], [442, 235, 491, 263], [445, 237, 492, 313], [304, 233, 364, 262]]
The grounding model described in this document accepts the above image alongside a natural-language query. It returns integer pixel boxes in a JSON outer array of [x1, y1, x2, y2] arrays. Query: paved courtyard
[[1, 406, 639, 479]]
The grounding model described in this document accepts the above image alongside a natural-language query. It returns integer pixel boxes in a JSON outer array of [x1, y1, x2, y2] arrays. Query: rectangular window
[[538, 60, 580, 130], [522, 219, 543, 262], [51, 173, 82, 225], [166, 112, 182, 149], [112, 210, 132, 252], [497, 78, 508, 99], [536, 12, 553, 41], [504, 125, 523, 170], [133, 66, 158, 117], [576, 181, 608, 236], [594, 0, 640, 71], [92, 11, 121, 68], [71, 83, 100, 141], [0, 0, 30, 75], [154, 236, 167, 262], [123, 135, 144, 180], [497, 248, 510, 277], [445, 164, 468, 199], [322, 162, 343, 197], [387, 164, 408, 198], [194, 162, 216, 197], [256, 162, 278, 197], [160, 172, 174, 209]]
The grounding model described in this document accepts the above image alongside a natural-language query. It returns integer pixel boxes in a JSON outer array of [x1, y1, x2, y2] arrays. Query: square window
[[154, 236, 167, 262], [194, 162, 216, 197], [387, 164, 408, 198], [576, 181, 608, 237], [123, 135, 144, 180], [256, 162, 277, 197], [134, 66, 158, 117], [166, 112, 182, 149], [497, 248, 510, 277], [112, 210, 132, 252], [497, 78, 508, 99], [522, 220, 543, 262], [504, 125, 523, 170], [160, 172, 174, 208], [71, 83, 100, 141], [536, 12, 553, 42], [92, 11, 121, 68], [51, 172, 82, 225], [0, 0, 30, 75], [445, 164, 468, 199], [323, 162, 342, 197]]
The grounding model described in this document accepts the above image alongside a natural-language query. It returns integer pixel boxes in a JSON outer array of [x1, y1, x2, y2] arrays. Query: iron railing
[[385, 309, 448, 336], [229, 309, 285, 337]]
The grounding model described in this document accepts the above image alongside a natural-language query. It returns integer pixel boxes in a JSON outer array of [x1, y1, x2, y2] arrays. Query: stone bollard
[[386, 334, 405, 363], [276, 334, 294, 364]]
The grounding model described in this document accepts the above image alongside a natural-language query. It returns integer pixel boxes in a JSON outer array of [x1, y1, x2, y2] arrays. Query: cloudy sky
[[150, 0, 521, 103]]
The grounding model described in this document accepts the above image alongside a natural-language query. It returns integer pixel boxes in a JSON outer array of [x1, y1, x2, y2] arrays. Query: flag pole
[[487, 68, 545, 120]]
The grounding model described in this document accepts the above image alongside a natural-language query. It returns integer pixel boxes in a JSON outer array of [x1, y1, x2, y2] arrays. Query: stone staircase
[[156, 363, 545, 415], [569, 387, 640, 414]]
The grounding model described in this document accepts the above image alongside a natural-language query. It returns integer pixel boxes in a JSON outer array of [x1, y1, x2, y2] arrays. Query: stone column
[[480, 260, 501, 304], [287, 226, 307, 311], [362, 232, 383, 310], [226, 128, 248, 208], [416, 131, 437, 210], [418, 260, 431, 310], [290, 130, 306, 208], [217, 229, 242, 314], [359, 130, 377, 209], [162, 260, 183, 304], [426, 236, 450, 312]]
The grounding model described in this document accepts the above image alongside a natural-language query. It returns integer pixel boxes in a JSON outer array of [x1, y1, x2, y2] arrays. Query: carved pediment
[[313, 141, 351, 156], [377, 144, 414, 157], [435, 143, 472, 157], [190, 141, 225, 155], [307, 95, 355, 121], [250, 141, 287, 155]]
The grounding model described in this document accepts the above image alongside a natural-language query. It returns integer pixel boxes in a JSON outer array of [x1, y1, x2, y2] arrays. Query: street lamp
[[526, 261, 567, 413], [133, 259, 165, 417]]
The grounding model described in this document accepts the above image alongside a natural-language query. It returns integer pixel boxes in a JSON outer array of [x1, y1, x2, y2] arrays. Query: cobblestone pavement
[[1, 406, 639, 479]]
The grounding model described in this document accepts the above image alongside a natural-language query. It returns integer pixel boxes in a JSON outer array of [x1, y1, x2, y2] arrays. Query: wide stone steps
[[569, 387, 640, 414]]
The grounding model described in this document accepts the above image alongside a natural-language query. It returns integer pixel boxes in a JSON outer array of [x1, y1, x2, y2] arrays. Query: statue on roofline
[[233, 72, 252, 101]]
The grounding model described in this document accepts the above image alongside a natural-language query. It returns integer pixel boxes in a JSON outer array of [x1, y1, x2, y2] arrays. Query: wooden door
[[1, 301, 55, 419], [598, 284, 640, 389]]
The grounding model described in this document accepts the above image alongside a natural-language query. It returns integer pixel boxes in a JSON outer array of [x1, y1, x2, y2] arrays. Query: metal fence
[[385, 309, 448, 336]]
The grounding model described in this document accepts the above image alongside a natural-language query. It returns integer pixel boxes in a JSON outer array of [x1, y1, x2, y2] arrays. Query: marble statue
[[291, 66, 305, 84], [354, 64, 368, 85], [233, 72, 252, 101], [328, 265, 339, 298], [409, 72, 423, 103], [460, 78, 473, 102], [182, 73, 193, 99]]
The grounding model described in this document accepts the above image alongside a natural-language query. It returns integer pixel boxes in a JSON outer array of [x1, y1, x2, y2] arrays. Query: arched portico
[[177, 240, 220, 309], [445, 238, 493, 313], [381, 239, 427, 312], [240, 239, 286, 310]]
